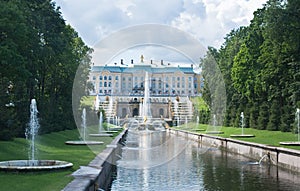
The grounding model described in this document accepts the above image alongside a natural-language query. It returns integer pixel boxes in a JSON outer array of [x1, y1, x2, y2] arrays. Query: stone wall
[[169, 129, 300, 172], [63, 129, 127, 191]]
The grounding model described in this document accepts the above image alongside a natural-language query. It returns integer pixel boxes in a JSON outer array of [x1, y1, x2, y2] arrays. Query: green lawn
[[81, 96, 95, 108], [173, 123, 300, 150], [0, 128, 121, 191]]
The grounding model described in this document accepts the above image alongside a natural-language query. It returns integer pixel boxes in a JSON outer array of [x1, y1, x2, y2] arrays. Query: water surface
[[111, 131, 300, 191]]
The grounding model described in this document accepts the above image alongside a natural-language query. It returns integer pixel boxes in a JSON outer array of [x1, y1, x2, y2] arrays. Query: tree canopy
[[0, 0, 92, 140], [201, 0, 300, 132]]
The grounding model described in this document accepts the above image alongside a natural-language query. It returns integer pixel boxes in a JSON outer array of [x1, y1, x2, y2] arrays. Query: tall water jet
[[107, 96, 114, 125], [94, 94, 100, 111], [25, 99, 40, 162], [89, 111, 115, 137], [66, 108, 104, 144], [241, 112, 245, 135], [297, 108, 300, 142], [99, 112, 103, 133], [81, 108, 87, 141], [174, 100, 179, 126], [280, 108, 300, 145], [187, 97, 193, 119], [142, 72, 151, 117], [206, 114, 224, 134], [194, 115, 204, 131], [230, 112, 254, 138], [185, 116, 188, 129], [0, 99, 73, 171]]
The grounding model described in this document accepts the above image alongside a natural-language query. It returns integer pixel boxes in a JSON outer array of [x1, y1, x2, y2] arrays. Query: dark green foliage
[[201, 0, 299, 132], [0, 0, 92, 140], [267, 99, 280, 130]]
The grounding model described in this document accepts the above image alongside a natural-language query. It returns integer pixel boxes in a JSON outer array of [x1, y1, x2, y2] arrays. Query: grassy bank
[[173, 124, 300, 151], [0, 128, 120, 191]]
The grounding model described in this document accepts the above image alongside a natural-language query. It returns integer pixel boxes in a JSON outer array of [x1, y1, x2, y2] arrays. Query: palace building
[[88, 56, 202, 121], [88, 57, 201, 96]]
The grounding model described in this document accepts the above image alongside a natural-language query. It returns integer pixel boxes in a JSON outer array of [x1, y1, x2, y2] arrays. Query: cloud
[[54, 0, 267, 60]]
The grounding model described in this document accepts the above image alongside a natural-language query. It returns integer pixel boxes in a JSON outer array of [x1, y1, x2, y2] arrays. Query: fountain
[[174, 100, 179, 126], [89, 111, 113, 137], [26, 99, 40, 162], [247, 153, 271, 165], [127, 71, 165, 131], [280, 108, 300, 146], [194, 115, 205, 132], [142, 72, 151, 118], [65, 108, 104, 145], [94, 94, 100, 111], [0, 99, 73, 171], [206, 114, 223, 134], [230, 112, 254, 138], [185, 116, 188, 129]]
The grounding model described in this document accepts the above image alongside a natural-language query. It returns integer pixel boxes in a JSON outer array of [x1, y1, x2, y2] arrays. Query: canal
[[110, 130, 300, 191]]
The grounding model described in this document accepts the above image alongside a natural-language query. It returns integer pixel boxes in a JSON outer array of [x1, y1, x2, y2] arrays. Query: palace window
[[92, 76, 96, 80], [115, 76, 119, 80], [104, 76, 107, 80], [159, 108, 164, 116], [108, 76, 112, 80], [99, 76, 102, 80], [108, 82, 112, 87], [104, 82, 107, 87], [99, 82, 102, 87]]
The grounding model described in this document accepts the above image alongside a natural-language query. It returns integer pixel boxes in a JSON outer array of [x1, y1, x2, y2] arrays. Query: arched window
[[104, 82, 107, 87], [104, 76, 107, 80], [108, 76, 112, 80], [99, 76, 102, 80]]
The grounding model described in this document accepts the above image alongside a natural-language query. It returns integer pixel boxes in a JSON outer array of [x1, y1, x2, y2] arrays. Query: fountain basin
[[279, 141, 300, 146], [89, 133, 113, 137], [193, 129, 205, 131], [206, 131, 224, 134], [65, 141, 104, 145], [230, 134, 255, 138], [0, 160, 73, 171]]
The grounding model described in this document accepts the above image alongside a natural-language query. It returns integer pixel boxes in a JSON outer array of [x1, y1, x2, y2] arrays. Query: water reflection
[[111, 131, 300, 191]]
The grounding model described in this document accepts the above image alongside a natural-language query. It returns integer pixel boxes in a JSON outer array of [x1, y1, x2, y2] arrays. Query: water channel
[[110, 130, 300, 191]]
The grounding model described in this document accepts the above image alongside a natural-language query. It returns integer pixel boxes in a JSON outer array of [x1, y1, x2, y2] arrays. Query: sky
[[53, 0, 267, 65]]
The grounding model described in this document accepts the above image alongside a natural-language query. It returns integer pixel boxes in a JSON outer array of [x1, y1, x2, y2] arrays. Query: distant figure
[[141, 55, 144, 63]]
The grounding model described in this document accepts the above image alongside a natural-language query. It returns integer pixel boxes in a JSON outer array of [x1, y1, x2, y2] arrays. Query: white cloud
[[54, 0, 267, 60]]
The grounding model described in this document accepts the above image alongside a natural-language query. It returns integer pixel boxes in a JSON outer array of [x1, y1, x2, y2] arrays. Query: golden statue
[[140, 55, 144, 63]]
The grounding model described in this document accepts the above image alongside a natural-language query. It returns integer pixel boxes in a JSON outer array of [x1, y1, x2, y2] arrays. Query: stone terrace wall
[[63, 129, 127, 191], [169, 129, 300, 172]]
